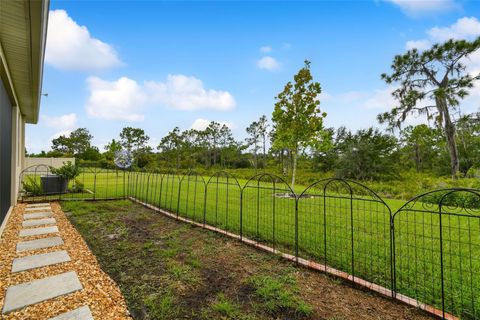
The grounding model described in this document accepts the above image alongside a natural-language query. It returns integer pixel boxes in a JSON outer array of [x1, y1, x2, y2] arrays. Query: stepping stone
[[49, 305, 93, 320], [19, 226, 59, 237], [17, 237, 64, 252], [25, 207, 51, 212], [22, 218, 56, 228], [24, 212, 53, 220], [26, 203, 50, 207], [2, 271, 83, 313], [12, 250, 71, 272]]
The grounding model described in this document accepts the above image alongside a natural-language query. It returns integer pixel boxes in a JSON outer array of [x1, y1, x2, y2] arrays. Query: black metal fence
[[18, 165, 480, 319]]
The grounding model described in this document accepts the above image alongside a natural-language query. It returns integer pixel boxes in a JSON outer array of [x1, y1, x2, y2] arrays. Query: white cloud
[[41, 113, 78, 130], [384, 0, 459, 16], [257, 56, 280, 71], [45, 9, 122, 71], [85, 75, 236, 121], [50, 130, 72, 141], [405, 39, 431, 50], [407, 17, 480, 51], [326, 87, 397, 111], [146, 74, 236, 111], [362, 87, 397, 110], [260, 46, 272, 53], [428, 17, 480, 42], [85, 76, 146, 122], [190, 118, 235, 131]]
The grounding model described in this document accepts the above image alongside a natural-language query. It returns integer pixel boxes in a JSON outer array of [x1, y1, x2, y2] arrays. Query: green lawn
[[22, 168, 480, 319]]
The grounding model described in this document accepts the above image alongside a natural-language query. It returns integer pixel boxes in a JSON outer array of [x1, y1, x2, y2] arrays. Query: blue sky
[[27, 0, 480, 153]]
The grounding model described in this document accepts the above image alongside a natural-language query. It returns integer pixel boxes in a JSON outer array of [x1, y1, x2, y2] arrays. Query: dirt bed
[[63, 200, 432, 320]]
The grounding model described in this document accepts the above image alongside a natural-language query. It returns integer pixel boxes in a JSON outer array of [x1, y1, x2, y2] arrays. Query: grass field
[[22, 168, 480, 319]]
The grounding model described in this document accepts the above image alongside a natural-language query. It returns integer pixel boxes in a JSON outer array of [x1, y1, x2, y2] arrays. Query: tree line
[[30, 37, 480, 182]]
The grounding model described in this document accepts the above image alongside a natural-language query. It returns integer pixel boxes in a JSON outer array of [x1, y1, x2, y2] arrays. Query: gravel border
[[0, 202, 131, 319]]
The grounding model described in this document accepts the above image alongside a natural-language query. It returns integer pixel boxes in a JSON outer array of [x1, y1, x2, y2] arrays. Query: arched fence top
[[206, 171, 241, 188], [179, 170, 207, 185], [20, 164, 52, 175], [393, 188, 480, 218], [298, 178, 391, 209], [242, 172, 295, 195], [159, 170, 181, 180]]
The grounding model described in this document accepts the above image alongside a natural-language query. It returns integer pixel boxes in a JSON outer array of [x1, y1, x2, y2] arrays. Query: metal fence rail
[[18, 165, 480, 319]]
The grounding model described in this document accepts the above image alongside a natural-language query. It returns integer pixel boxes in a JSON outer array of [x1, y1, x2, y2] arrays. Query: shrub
[[22, 176, 42, 195], [50, 161, 80, 181]]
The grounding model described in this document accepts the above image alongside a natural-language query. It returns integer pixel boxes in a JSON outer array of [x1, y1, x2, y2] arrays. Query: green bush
[[50, 161, 80, 180], [23, 176, 42, 195]]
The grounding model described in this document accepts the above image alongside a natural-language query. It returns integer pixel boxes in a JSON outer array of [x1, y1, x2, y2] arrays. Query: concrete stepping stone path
[[12, 250, 71, 273], [49, 305, 94, 320], [26, 203, 50, 207], [16, 236, 64, 252], [2, 271, 83, 313], [24, 212, 53, 220], [19, 226, 59, 237], [2, 204, 98, 318], [25, 206, 52, 212], [22, 218, 56, 228], [26, 203, 52, 209]]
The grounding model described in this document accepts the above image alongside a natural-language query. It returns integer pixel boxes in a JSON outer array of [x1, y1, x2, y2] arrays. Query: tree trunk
[[291, 151, 297, 191], [262, 137, 266, 168], [436, 97, 459, 179], [414, 144, 420, 173]]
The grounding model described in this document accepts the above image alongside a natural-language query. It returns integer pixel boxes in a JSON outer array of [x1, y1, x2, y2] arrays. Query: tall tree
[[51, 128, 93, 158], [104, 139, 122, 161], [335, 127, 399, 180], [379, 38, 480, 178], [400, 125, 441, 173], [257, 115, 269, 165], [455, 114, 480, 176], [218, 124, 236, 167], [157, 127, 184, 169], [246, 120, 261, 171], [119, 127, 150, 155], [206, 121, 222, 166], [272, 60, 325, 189]]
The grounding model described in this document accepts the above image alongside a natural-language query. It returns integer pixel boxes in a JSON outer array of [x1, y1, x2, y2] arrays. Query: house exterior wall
[[11, 106, 25, 204], [25, 157, 76, 170], [0, 77, 13, 226]]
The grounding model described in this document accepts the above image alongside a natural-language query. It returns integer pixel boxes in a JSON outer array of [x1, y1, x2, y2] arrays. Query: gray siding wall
[[0, 80, 12, 224]]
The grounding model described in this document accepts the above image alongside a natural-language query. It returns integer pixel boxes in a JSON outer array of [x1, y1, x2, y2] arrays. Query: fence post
[[323, 184, 328, 267], [124, 170, 127, 199], [158, 174, 164, 208], [438, 202, 446, 319], [272, 180, 276, 251], [93, 170, 97, 201], [390, 214, 396, 298], [176, 178, 182, 218], [203, 184, 207, 226], [349, 185, 355, 280], [295, 196, 299, 264], [240, 188, 243, 240]]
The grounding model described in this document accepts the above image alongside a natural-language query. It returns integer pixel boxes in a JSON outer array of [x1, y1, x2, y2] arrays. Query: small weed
[[143, 289, 179, 319], [212, 293, 240, 316], [167, 260, 199, 285], [247, 274, 313, 317]]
